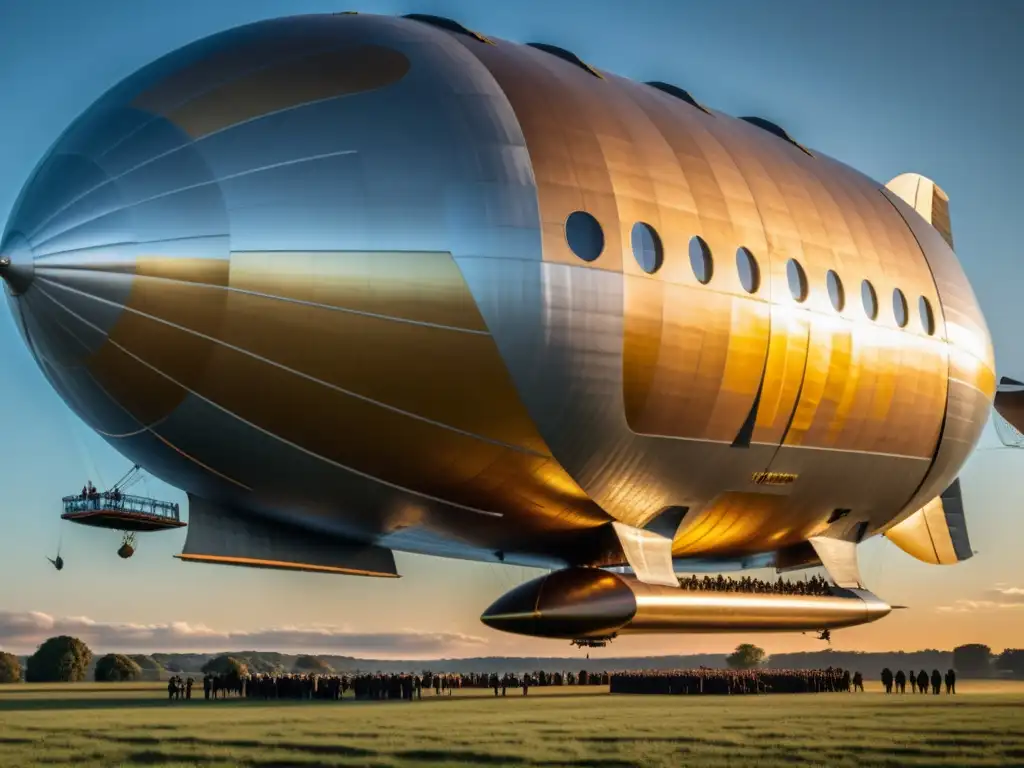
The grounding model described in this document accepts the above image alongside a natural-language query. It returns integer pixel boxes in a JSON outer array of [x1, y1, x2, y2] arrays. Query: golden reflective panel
[[229, 251, 488, 331], [884, 497, 959, 565], [136, 257, 231, 287], [470, 35, 956, 467], [672, 492, 816, 558], [623, 277, 769, 441], [164, 47, 411, 139], [176, 554, 399, 577]]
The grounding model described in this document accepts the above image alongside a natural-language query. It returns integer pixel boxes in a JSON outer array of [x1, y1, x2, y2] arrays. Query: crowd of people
[[880, 668, 956, 694], [164, 665, 960, 702], [610, 668, 853, 695], [74, 480, 123, 505], [171, 670, 615, 702], [677, 574, 834, 596]]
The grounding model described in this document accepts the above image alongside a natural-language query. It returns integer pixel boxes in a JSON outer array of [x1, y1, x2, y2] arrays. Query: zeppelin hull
[[481, 568, 891, 639], [0, 12, 995, 574]]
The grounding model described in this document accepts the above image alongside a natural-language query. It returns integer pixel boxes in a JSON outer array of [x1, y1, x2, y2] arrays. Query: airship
[[0, 12, 997, 643]]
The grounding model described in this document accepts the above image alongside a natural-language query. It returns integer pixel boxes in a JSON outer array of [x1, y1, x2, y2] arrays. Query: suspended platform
[[61, 493, 186, 533]]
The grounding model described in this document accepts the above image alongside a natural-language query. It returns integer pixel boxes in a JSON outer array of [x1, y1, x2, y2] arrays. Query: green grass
[[1, 681, 1023, 767]]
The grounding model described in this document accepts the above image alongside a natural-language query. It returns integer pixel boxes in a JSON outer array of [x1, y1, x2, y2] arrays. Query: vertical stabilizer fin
[[995, 376, 1024, 437], [884, 479, 973, 564], [885, 173, 954, 249], [808, 537, 863, 589], [612, 522, 679, 587]]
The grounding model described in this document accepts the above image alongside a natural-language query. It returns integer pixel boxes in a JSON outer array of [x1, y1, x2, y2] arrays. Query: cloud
[[0, 610, 487, 656], [936, 586, 1024, 613], [988, 586, 1024, 604]]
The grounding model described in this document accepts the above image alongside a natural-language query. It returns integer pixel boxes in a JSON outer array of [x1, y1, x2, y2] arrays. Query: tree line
[[1, 639, 1022, 684]]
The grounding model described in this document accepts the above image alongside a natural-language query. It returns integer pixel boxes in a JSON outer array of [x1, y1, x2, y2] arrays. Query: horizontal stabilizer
[[885, 479, 972, 565], [885, 173, 954, 249], [177, 494, 399, 577]]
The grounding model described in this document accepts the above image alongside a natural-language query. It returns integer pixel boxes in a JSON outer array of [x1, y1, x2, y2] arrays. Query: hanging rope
[[111, 464, 142, 492], [61, 407, 106, 491]]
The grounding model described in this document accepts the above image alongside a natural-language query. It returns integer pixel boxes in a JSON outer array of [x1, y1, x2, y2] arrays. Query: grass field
[[2, 681, 1023, 767]]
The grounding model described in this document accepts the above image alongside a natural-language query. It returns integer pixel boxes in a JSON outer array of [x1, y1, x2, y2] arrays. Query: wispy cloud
[[988, 586, 1024, 604], [936, 585, 1024, 613], [0, 611, 487, 656]]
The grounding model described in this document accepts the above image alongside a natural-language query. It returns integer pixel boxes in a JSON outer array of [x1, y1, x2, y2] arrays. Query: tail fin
[[995, 376, 1024, 445], [885, 479, 972, 565], [885, 173, 954, 249]]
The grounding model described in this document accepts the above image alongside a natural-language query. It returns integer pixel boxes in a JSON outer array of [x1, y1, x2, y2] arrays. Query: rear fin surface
[[885, 173, 954, 249], [885, 479, 973, 565]]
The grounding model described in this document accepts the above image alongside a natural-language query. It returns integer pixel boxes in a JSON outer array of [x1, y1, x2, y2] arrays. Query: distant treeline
[[5, 645, 1022, 683]]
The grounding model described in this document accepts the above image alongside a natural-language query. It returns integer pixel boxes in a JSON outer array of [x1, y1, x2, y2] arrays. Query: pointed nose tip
[[481, 568, 636, 639], [0, 234, 34, 296]]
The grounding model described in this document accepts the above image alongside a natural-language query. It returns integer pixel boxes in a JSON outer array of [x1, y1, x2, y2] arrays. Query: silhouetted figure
[[852, 671, 864, 692], [917, 670, 928, 694], [945, 669, 956, 694], [909, 670, 917, 693], [931, 669, 942, 695], [895, 669, 906, 693], [881, 667, 893, 694]]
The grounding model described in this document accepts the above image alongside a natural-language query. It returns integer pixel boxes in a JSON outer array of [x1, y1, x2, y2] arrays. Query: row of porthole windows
[[565, 210, 937, 335]]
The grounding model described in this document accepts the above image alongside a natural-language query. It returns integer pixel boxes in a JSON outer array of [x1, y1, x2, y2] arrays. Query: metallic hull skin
[[480, 568, 891, 639], [1, 13, 995, 572]]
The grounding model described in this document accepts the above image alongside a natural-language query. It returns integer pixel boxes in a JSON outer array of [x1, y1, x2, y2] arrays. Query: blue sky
[[1, 0, 1022, 659]]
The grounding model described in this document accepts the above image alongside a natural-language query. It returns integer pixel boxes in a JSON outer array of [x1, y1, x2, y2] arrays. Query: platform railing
[[62, 493, 181, 521]]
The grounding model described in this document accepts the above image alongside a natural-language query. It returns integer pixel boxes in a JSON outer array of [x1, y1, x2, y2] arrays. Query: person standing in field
[[881, 668, 893, 693], [895, 670, 906, 693], [945, 669, 956, 694]]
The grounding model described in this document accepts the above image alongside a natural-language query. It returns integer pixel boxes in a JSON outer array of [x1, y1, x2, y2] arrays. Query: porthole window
[[786, 259, 808, 302], [893, 288, 909, 327], [861, 280, 878, 320], [565, 211, 604, 262], [631, 222, 663, 274], [688, 236, 713, 284], [826, 270, 845, 312], [736, 247, 760, 293], [919, 296, 936, 335]]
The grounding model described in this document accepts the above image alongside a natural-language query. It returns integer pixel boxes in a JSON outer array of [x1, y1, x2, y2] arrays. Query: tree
[[95, 654, 143, 682], [128, 655, 165, 681], [201, 656, 248, 678], [0, 652, 22, 683], [294, 655, 332, 674], [952, 644, 992, 677], [25, 636, 92, 683], [727, 644, 767, 670], [995, 649, 1024, 678]]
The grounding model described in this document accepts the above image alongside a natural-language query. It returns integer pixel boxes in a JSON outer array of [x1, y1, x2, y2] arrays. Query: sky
[[1, 0, 1022, 661]]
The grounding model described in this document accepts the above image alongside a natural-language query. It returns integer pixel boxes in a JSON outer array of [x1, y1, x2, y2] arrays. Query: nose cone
[[481, 568, 637, 639], [0, 234, 34, 295]]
